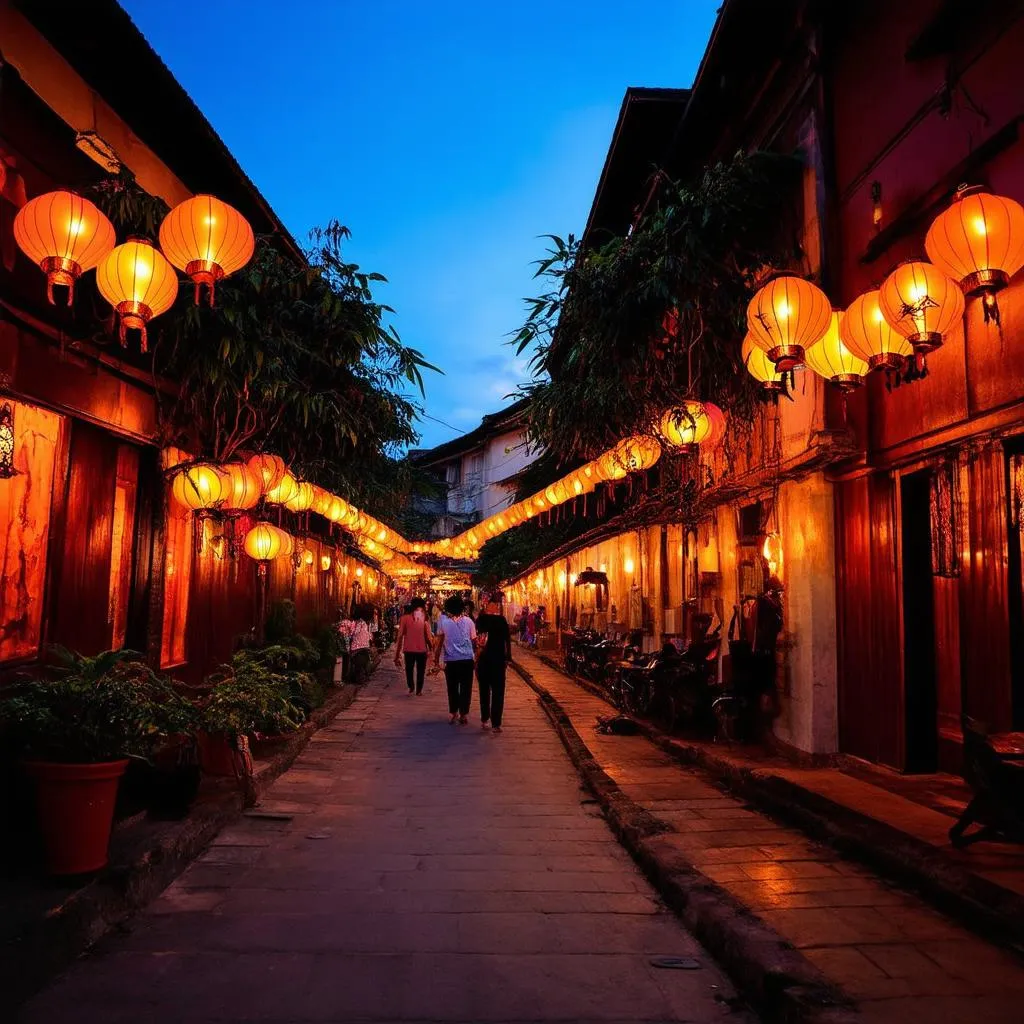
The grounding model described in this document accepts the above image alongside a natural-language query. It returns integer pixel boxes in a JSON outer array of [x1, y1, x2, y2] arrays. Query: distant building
[[410, 398, 535, 538]]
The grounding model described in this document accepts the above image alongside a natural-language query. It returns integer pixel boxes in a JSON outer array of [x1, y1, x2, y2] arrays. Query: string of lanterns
[[743, 186, 1024, 395], [13, 189, 255, 350]]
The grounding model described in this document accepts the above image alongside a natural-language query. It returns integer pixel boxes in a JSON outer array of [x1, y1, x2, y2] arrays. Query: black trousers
[[477, 661, 507, 727], [444, 659, 475, 716], [404, 651, 427, 693]]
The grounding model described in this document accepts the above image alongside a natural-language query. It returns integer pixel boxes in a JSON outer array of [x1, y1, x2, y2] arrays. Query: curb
[[511, 660, 858, 1024], [2, 681, 361, 1014], [528, 651, 1024, 952]]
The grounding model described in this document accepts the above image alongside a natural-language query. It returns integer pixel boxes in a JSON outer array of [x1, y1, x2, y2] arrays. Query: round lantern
[[742, 334, 788, 395], [320, 554, 332, 572], [925, 186, 1024, 323], [658, 400, 725, 450], [610, 435, 662, 477], [171, 462, 227, 512], [284, 480, 316, 513], [311, 486, 332, 517], [158, 195, 255, 306], [246, 453, 286, 493], [95, 238, 178, 351], [879, 260, 964, 356], [301, 548, 315, 568], [840, 289, 912, 372], [243, 521, 283, 575], [264, 471, 298, 505], [326, 496, 348, 523], [544, 481, 570, 506], [274, 528, 295, 558], [804, 311, 869, 391], [746, 275, 831, 371], [220, 461, 263, 511], [13, 191, 115, 305]]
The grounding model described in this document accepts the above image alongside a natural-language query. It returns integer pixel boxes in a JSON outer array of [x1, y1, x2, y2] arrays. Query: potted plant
[[0, 648, 193, 875], [196, 654, 305, 775]]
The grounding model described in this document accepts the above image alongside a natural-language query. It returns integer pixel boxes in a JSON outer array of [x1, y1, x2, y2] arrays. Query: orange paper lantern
[[879, 260, 964, 356], [171, 462, 227, 512], [243, 521, 283, 563], [658, 400, 726, 450], [158, 195, 255, 306], [742, 334, 787, 395], [220, 461, 263, 511], [264, 471, 298, 505], [841, 290, 912, 372], [746, 275, 831, 371], [284, 480, 316, 513], [95, 238, 178, 351], [13, 191, 115, 305], [804, 311, 869, 391], [246, 453, 287, 493], [925, 186, 1024, 323]]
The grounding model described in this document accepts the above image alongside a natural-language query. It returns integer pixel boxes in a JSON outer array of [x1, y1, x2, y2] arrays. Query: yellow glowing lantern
[[284, 480, 316, 513], [356, 567, 364, 578], [321, 553, 332, 572], [610, 435, 662, 476], [264, 471, 298, 505], [658, 400, 726, 450], [742, 334, 787, 395], [803, 311, 869, 391], [879, 260, 964, 356], [763, 532, 783, 577], [158, 195, 255, 306], [746, 275, 831, 371], [246, 453, 286, 493], [624, 557, 635, 574], [13, 191, 115, 305], [220, 461, 263, 511], [327, 496, 347, 523], [95, 238, 178, 351], [171, 462, 227, 512], [302, 548, 315, 567], [311, 486, 332, 517], [275, 528, 295, 558], [925, 186, 1024, 324], [840, 289, 912, 372], [243, 521, 284, 575]]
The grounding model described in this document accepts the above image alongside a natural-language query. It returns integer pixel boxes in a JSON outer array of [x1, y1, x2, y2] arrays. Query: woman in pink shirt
[[394, 597, 433, 695]]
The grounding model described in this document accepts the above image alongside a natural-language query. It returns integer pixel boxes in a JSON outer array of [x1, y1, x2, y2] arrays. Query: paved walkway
[[512, 648, 1024, 1023], [19, 661, 751, 1023]]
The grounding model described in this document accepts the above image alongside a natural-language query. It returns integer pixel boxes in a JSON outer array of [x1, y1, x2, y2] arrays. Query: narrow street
[[19, 661, 751, 1024]]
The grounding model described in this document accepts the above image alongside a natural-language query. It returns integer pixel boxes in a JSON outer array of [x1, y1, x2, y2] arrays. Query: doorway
[[901, 469, 938, 772]]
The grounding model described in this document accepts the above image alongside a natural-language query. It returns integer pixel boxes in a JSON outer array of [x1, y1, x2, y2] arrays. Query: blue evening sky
[[122, 1, 720, 448]]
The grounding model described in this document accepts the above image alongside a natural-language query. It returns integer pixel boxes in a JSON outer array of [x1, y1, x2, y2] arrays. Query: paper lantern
[[274, 528, 295, 558], [607, 435, 662, 478], [925, 186, 1024, 323], [264, 471, 298, 505], [326, 496, 347, 523], [13, 191, 115, 305], [302, 548, 315, 567], [840, 289, 912, 372], [804, 311, 869, 391], [243, 522, 282, 564], [220, 461, 263, 511], [742, 334, 787, 395], [171, 463, 227, 512], [310, 486, 332, 517], [95, 238, 178, 351], [879, 260, 964, 355], [320, 554, 332, 572], [158, 195, 255, 306], [658, 400, 726, 450], [746, 275, 831, 371], [246, 453, 286, 493], [284, 480, 316, 512]]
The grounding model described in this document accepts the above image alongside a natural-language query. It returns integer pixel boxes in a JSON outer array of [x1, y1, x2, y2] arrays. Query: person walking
[[348, 604, 373, 684], [394, 597, 432, 696], [475, 594, 512, 733], [433, 595, 476, 725]]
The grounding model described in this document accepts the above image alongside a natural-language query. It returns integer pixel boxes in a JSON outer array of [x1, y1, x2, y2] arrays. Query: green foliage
[[513, 152, 802, 462], [313, 622, 345, 667], [198, 650, 307, 739], [264, 599, 298, 645], [0, 648, 193, 763], [86, 170, 439, 516]]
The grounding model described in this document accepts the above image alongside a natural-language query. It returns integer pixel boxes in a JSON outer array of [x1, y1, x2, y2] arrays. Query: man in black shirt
[[475, 594, 512, 733]]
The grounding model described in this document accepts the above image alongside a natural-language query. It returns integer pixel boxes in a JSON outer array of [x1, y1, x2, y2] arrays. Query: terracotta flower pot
[[24, 759, 130, 875], [196, 732, 237, 777]]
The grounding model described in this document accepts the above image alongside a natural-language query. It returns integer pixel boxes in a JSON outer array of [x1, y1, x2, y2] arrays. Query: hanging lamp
[[840, 289, 912, 372], [879, 260, 964, 357], [803, 311, 869, 391], [742, 334, 787, 395], [925, 186, 1024, 325], [746, 275, 831, 371], [13, 191, 115, 305], [95, 238, 178, 351], [158, 194, 255, 306]]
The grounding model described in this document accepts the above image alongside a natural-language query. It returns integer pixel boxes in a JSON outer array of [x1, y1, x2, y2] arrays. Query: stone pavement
[[511, 648, 1024, 1023], [19, 660, 752, 1023]]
